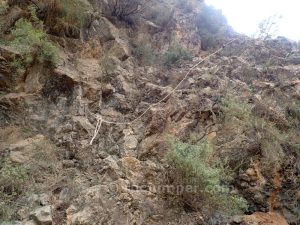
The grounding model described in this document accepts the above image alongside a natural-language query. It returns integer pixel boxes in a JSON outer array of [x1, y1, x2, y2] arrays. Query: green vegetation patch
[[166, 138, 248, 215], [162, 42, 193, 67], [59, 0, 89, 27], [0, 164, 28, 222], [10, 18, 59, 69]]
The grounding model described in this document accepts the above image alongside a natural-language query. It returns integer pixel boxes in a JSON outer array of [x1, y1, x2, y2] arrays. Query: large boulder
[[103, 38, 130, 61], [89, 17, 119, 43]]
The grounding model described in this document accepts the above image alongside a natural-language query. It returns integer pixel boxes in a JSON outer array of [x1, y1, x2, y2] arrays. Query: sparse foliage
[[221, 97, 288, 169], [257, 14, 282, 40], [43, 0, 88, 28], [221, 96, 252, 121], [162, 42, 193, 67], [166, 138, 248, 215], [107, 0, 152, 23], [59, 0, 88, 27], [0, 135, 62, 222], [133, 42, 155, 65], [10, 55, 24, 73], [0, 164, 28, 222]]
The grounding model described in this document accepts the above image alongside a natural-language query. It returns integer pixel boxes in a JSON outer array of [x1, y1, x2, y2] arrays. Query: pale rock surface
[[29, 206, 52, 225], [9, 135, 45, 164]]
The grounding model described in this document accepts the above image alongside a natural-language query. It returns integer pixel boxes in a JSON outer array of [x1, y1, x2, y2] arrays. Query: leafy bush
[[221, 97, 288, 143], [9, 0, 88, 28], [166, 139, 248, 214], [0, 164, 28, 222], [10, 56, 24, 73], [221, 96, 252, 121], [11, 18, 59, 67], [24, 0, 88, 38], [221, 97, 288, 169], [162, 42, 193, 67], [167, 140, 219, 187]]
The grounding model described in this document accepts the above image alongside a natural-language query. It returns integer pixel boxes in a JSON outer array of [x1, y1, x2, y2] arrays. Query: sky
[[205, 0, 300, 41]]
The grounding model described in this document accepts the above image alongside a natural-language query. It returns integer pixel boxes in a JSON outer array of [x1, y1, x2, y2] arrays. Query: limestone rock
[[30, 206, 52, 225], [9, 135, 45, 164], [72, 116, 95, 135], [119, 157, 143, 184], [123, 129, 138, 150], [89, 17, 119, 43], [28, 193, 51, 206], [66, 179, 163, 225], [242, 212, 289, 225], [104, 38, 130, 61], [24, 220, 38, 225], [0, 45, 20, 91], [142, 20, 161, 35], [101, 155, 121, 181], [138, 134, 166, 160]]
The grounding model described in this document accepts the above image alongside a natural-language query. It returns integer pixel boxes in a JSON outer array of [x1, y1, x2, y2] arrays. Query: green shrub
[[133, 43, 155, 65], [162, 42, 193, 67], [167, 140, 219, 187], [221, 96, 288, 169], [221, 97, 288, 143], [221, 97, 252, 121], [11, 18, 59, 67], [0, 164, 28, 222], [10, 56, 24, 73], [166, 139, 248, 214], [59, 0, 88, 27]]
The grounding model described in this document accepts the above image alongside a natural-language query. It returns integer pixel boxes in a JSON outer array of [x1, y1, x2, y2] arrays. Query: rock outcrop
[[0, 0, 299, 225]]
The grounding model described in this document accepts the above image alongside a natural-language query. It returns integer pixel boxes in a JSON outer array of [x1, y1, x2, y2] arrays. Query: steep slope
[[0, 0, 299, 225]]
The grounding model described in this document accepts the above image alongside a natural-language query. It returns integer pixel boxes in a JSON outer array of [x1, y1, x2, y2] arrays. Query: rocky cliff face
[[0, 0, 299, 225]]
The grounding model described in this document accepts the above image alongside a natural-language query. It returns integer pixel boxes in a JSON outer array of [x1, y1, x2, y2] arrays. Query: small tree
[[107, 0, 152, 22], [256, 14, 282, 40]]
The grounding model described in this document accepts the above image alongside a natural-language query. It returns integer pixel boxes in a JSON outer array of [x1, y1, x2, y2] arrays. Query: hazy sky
[[205, 0, 300, 41]]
